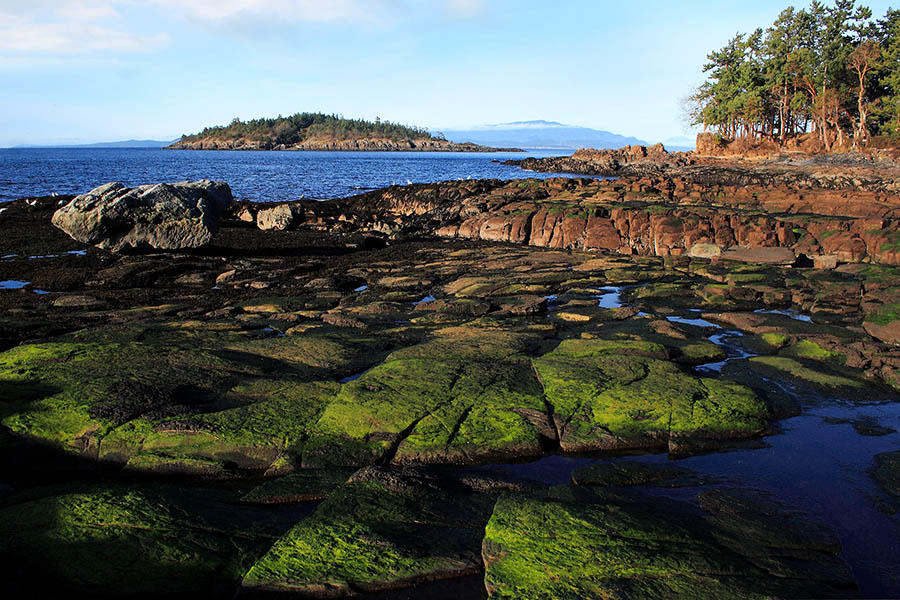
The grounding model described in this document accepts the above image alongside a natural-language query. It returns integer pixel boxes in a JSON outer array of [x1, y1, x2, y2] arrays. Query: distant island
[[166, 112, 518, 152], [441, 120, 655, 150]]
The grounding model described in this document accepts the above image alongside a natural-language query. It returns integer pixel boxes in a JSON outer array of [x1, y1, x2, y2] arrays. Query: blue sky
[[1, 0, 896, 146]]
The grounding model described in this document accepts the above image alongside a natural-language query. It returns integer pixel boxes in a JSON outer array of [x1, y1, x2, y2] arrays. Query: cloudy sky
[[1, 0, 896, 146]]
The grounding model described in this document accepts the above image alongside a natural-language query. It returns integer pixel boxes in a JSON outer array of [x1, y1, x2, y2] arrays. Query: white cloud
[[0, 18, 168, 55], [445, 0, 484, 17], [147, 0, 399, 24], [0, 1, 167, 56], [0, 0, 484, 57]]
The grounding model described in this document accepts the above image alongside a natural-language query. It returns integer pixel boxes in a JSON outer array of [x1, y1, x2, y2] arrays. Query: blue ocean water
[[0, 147, 574, 202]]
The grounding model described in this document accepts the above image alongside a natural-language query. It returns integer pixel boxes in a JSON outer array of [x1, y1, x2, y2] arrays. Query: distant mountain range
[[12, 139, 175, 149], [439, 120, 648, 150]]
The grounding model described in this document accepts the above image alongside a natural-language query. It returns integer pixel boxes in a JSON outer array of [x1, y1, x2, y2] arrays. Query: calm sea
[[0, 147, 575, 203]]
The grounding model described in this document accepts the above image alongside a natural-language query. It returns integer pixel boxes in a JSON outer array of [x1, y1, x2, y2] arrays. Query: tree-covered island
[[166, 112, 516, 151]]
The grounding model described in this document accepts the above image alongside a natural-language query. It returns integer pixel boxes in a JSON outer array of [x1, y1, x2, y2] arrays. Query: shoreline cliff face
[[165, 136, 518, 152]]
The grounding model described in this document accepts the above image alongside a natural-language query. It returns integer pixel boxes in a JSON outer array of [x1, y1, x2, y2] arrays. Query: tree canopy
[[686, 1, 900, 149]]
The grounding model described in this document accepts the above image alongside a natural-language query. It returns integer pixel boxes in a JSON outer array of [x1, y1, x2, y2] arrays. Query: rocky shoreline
[[166, 136, 520, 152], [1, 151, 899, 597]]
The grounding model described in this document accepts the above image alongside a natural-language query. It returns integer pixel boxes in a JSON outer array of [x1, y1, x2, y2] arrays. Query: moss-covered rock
[[482, 488, 855, 600], [0, 485, 269, 595], [242, 466, 506, 595], [872, 450, 900, 498], [571, 461, 700, 487], [0, 324, 394, 474], [241, 469, 355, 504], [533, 339, 768, 454], [307, 326, 551, 467]]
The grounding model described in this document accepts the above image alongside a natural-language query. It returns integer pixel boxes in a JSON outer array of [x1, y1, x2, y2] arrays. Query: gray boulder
[[51, 180, 232, 252]]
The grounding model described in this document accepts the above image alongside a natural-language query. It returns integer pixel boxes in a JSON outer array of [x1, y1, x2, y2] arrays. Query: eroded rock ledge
[[246, 168, 900, 267]]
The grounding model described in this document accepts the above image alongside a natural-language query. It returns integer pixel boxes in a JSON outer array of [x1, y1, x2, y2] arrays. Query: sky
[[1, 0, 897, 146]]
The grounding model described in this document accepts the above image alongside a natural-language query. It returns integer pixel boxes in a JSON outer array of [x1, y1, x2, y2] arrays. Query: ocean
[[0, 147, 576, 203]]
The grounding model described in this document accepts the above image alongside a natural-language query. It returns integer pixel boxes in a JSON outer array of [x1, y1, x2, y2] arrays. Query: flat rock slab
[[52, 180, 232, 252], [720, 246, 796, 265]]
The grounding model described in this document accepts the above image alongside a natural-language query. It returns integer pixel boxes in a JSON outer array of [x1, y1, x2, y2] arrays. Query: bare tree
[[848, 40, 880, 148]]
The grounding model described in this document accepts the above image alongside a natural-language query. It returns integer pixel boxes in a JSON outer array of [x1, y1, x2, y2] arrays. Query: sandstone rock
[[812, 254, 840, 270], [215, 270, 236, 286], [51, 180, 232, 252], [720, 246, 796, 265], [237, 207, 255, 223], [689, 242, 723, 259], [256, 204, 295, 231]]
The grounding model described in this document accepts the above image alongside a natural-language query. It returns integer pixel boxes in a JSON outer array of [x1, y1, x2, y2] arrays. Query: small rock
[[257, 204, 295, 231], [237, 207, 255, 223], [811, 254, 840, 270], [215, 269, 237, 286], [322, 312, 366, 329], [688, 242, 723, 259]]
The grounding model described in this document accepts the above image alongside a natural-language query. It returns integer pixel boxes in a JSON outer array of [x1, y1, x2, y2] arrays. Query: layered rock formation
[[263, 172, 900, 268]]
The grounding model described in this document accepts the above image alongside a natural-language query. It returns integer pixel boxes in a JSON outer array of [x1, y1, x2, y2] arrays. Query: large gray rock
[[51, 180, 232, 252]]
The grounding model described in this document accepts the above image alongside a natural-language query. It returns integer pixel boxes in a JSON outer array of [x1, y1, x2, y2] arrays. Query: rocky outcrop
[[51, 180, 232, 252], [505, 143, 682, 176], [312, 175, 900, 267]]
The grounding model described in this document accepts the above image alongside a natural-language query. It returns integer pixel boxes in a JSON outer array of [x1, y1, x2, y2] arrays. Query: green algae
[[0, 324, 385, 472], [483, 490, 854, 600], [749, 356, 866, 392], [866, 302, 900, 326], [242, 479, 487, 594], [783, 339, 842, 361], [483, 493, 761, 600], [241, 469, 355, 503], [0, 485, 268, 595], [309, 327, 549, 466], [533, 339, 767, 452]]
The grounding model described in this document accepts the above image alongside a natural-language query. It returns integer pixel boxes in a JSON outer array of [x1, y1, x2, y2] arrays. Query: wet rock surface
[[1, 167, 900, 597]]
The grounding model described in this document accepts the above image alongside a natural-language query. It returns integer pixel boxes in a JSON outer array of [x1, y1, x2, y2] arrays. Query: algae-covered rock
[[532, 338, 768, 454], [0, 324, 391, 474], [307, 326, 552, 467], [872, 450, 900, 498], [241, 469, 355, 503], [482, 489, 855, 600], [0, 485, 267, 595], [242, 466, 506, 595], [571, 461, 700, 487]]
